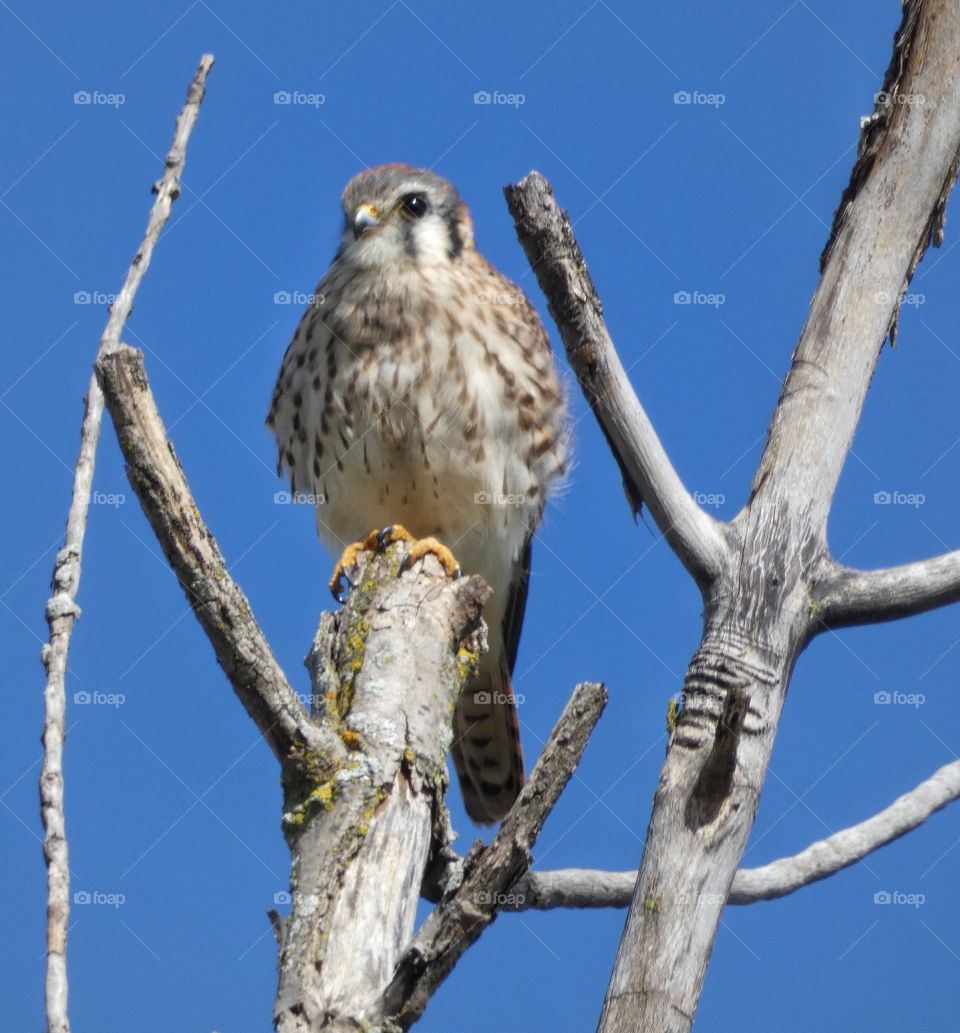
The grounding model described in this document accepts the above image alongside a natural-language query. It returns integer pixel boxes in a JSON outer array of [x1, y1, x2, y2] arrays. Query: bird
[[267, 164, 569, 823]]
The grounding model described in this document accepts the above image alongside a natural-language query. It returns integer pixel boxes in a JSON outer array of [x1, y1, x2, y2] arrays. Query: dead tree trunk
[[271, 549, 490, 1032], [505, 2, 960, 1029]]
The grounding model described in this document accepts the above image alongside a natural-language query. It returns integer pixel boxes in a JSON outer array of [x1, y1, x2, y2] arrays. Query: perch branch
[[38, 54, 214, 1033], [97, 346, 340, 769], [504, 173, 729, 588], [815, 551, 960, 629], [378, 680, 607, 1030], [503, 755, 960, 907], [274, 547, 491, 1033]]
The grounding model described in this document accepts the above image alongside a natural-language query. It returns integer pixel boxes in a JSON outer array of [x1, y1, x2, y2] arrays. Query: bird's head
[[336, 164, 474, 270]]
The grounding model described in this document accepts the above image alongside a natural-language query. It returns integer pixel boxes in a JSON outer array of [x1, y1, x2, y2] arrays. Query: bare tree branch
[[97, 346, 340, 770], [504, 175, 729, 589], [750, 2, 960, 526], [509, 867, 636, 910], [38, 54, 214, 1033], [503, 756, 960, 908], [728, 757, 960, 902], [377, 680, 608, 1030], [815, 551, 960, 629]]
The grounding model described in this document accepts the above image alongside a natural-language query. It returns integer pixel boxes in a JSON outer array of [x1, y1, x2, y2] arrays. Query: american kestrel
[[267, 164, 569, 823]]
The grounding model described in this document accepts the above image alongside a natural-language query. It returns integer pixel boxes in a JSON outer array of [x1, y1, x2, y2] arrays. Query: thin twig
[[728, 756, 960, 903], [39, 54, 214, 1033]]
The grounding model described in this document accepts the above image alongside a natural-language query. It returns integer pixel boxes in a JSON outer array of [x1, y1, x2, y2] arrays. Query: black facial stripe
[[444, 205, 463, 259], [402, 219, 418, 259]]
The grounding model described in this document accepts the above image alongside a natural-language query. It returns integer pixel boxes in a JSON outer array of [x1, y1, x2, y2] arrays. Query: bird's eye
[[397, 193, 429, 219]]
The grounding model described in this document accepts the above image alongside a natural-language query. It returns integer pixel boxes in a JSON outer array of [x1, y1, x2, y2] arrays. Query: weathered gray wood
[[817, 550, 960, 628], [273, 550, 491, 1032], [505, 4, 960, 1031], [39, 55, 215, 1033], [97, 346, 338, 769]]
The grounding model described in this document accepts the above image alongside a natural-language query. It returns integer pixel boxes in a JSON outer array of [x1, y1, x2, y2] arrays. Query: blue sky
[[3, 2, 960, 1031]]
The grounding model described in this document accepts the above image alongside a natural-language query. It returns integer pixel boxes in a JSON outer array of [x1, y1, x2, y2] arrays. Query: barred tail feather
[[451, 654, 524, 825]]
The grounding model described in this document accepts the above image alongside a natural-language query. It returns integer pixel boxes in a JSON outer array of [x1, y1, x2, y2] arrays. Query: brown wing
[[503, 533, 533, 674], [450, 537, 533, 823]]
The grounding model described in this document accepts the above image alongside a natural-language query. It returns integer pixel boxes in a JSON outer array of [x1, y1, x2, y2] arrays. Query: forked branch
[[502, 4, 960, 1032]]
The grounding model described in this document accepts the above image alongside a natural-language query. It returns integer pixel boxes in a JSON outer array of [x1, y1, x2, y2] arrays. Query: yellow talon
[[401, 535, 462, 580], [329, 528, 383, 601], [328, 524, 461, 602]]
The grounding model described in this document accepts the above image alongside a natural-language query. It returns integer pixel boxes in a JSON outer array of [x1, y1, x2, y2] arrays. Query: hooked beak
[[353, 203, 381, 237]]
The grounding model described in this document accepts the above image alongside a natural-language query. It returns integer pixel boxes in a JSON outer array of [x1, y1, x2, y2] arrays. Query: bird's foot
[[328, 528, 384, 602], [397, 532, 462, 581], [328, 524, 461, 602]]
